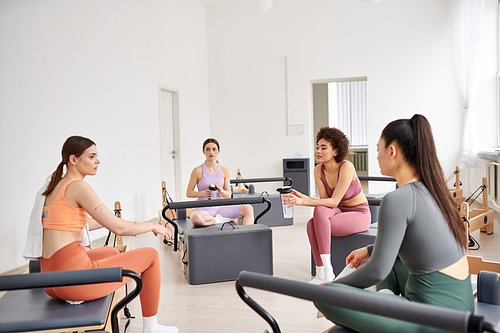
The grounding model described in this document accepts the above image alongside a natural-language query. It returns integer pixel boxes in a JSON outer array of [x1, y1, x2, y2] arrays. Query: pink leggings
[[40, 242, 161, 317], [308, 203, 371, 266]]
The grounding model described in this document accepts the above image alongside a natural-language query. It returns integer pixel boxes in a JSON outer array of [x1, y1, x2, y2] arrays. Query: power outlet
[[288, 124, 304, 135]]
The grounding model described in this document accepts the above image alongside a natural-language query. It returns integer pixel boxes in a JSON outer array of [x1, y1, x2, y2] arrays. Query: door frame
[[158, 84, 181, 201]]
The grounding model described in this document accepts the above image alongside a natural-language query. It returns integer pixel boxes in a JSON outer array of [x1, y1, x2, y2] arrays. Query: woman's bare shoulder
[[191, 165, 203, 176], [340, 160, 356, 172], [220, 165, 231, 177], [65, 180, 98, 200], [66, 179, 92, 190], [338, 160, 356, 179], [314, 164, 323, 175]]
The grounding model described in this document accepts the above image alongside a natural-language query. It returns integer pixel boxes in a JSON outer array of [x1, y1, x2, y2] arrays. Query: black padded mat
[[0, 288, 111, 332]]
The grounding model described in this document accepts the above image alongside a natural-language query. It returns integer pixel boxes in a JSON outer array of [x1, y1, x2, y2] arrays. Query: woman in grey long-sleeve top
[[316, 114, 474, 333]]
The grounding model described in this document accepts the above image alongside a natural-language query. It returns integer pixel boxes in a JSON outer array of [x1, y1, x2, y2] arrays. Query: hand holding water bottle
[[277, 186, 294, 219], [208, 183, 218, 200]]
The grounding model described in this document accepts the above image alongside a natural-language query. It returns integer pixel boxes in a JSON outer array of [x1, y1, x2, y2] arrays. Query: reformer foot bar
[[236, 271, 500, 333], [0, 267, 142, 333], [358, 176, 397, 182], [162, 196, 271, 252], [230, 176, 292, 187], [233, 171, 291, 194]]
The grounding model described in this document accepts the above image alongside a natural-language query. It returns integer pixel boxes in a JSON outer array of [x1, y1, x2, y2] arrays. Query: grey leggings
[[316, 258, 474, 333]]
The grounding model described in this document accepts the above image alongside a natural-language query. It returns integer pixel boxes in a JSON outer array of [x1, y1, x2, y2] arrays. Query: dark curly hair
[[316, 127, 349, 163]]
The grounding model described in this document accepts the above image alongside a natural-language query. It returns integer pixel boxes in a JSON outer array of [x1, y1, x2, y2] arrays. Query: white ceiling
[[198, 0, 240, 7]]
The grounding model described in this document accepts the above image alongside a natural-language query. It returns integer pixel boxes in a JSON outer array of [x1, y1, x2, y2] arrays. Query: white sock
[[378, 289, 395, 295], [143, 314, 179, 333], [309, 266, 325, 284], [65, 300, 84, 305], [320, 254, 335, 282], [334, 264, 356, 281], [215, 214, 233, 224]]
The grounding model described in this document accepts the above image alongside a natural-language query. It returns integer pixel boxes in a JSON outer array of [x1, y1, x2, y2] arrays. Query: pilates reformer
[[161, 197, 273, 284], [467, 256, 500, 308], [447, 166, 465, 206], [235, 270, 500, 333], [0, 267, 142, 333], [232, 169, 254, 194], [161, 196, 271, 252], [460, 177, 494, 251], [160, 180, 178, 220], [107, 201, 134, 322], [159, 181, 181, 243], [103, 201, 128, 251], [468, 255, 500, 275], [358, 176, 397, 223]]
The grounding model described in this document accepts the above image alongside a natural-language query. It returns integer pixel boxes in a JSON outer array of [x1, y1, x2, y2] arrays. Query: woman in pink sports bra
[[283, 127, 371, 284], [186, 138, 254, 226]]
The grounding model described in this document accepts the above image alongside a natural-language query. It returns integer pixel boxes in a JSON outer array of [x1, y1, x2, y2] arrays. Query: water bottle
[[276, 186, 293, 219], [208, 183, 218, 200]]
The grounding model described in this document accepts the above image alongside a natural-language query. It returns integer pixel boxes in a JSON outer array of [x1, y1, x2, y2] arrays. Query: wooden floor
[[117, 206, 500, 333], [119, 206, 331, 332]]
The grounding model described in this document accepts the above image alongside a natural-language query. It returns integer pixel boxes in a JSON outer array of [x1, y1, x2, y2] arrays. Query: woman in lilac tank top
[[186, 138, 254, 226], [283, 127, 371, 284]]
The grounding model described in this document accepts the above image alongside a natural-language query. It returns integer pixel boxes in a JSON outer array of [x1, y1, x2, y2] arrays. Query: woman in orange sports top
[[40, 136, 178, 333]]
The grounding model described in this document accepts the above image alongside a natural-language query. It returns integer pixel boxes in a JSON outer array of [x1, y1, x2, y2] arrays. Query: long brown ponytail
[[381, 114, 466, 249], [42, 136, 96, 196]]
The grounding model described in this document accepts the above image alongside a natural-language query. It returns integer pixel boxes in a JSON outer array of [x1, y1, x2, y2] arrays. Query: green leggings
[[315, 259, 474, 333]]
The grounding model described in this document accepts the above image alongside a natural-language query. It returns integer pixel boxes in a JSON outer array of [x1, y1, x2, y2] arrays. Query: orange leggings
[[40, 242, 161, 317]]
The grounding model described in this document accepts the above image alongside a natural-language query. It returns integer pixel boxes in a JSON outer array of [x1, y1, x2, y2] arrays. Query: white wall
[[0, 0, 211, 273], [1, 0, 498, 273], [206, 0, 498, 195]]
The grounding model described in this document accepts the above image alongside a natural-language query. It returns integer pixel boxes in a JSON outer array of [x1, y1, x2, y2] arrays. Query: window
[[312, 77, 368, 175], [328, 80, 368, 146]]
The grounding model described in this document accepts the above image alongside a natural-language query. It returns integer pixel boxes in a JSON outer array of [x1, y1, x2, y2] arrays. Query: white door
[[159, 88, 178, 201]]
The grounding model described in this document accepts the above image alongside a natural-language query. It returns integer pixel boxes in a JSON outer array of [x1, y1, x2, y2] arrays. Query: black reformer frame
[[235, 270, 499, 333], [358, 175, 397, 207], [162, 196, 272, 252], [230, 176, 293, 188], [358, 176, 396, 182], [0, 267, 142, 333]]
